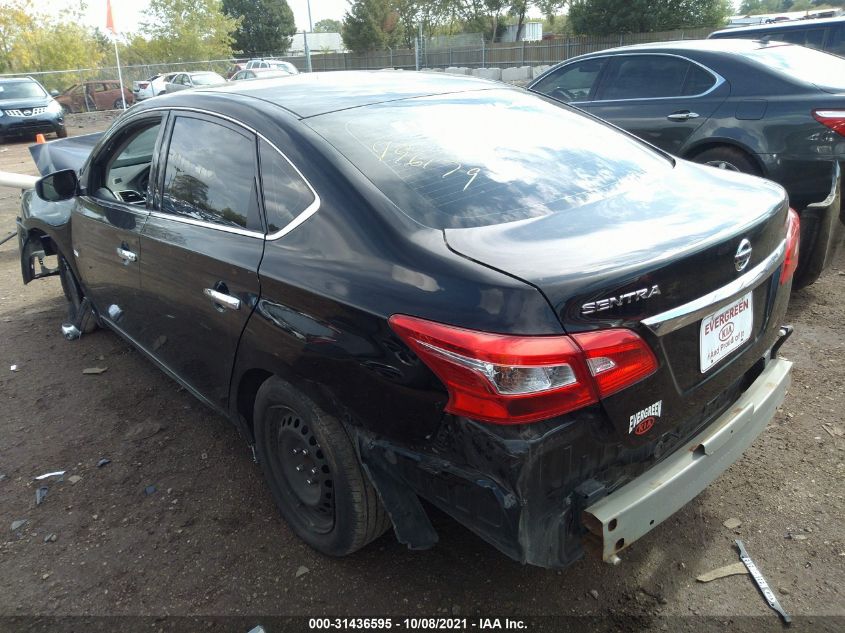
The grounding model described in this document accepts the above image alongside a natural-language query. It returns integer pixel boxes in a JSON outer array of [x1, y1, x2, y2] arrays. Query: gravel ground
[[0, 112, 843, 633]]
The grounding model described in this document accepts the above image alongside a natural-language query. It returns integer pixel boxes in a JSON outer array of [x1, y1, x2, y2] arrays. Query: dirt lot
[[0, 113, 843, 633]]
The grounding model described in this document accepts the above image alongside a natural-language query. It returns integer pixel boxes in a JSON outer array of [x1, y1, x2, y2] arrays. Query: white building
[[289, 32, 345, 54], [500, 22, 543, 43]]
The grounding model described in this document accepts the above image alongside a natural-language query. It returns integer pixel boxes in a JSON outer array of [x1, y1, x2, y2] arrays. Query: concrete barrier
[[471, 67, 502, 81], [532, 65, 552, 79], [501, 66, 531, 82], [445, 67, 470, 75]]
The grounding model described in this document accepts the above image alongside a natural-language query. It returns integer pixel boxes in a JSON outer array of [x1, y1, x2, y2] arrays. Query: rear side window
[[531, 59, 606, 103], [307, 89, 670, 229], [161, 116, 258, 229], [601, 55, 699, 100], [682, 64, 717, 95], [259, 139, 315, 233]]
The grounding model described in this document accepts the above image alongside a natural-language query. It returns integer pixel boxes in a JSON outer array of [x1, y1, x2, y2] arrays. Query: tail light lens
[[388, 315, 658, 425], [572, 329, 659, 398], [813, 109, 845, 136], [780, 207, 800, 285], [139, 82, 149, 89]]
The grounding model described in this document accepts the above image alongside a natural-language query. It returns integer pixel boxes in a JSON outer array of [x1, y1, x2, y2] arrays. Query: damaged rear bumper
[[582, 356, 792, 561], [359, 346, 793, 569]]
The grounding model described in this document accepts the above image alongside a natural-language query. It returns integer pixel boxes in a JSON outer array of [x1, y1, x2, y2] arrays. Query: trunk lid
[[445, 160, 790, 443]]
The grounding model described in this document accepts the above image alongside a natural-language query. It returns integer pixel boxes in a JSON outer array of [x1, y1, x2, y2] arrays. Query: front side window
[[92, 118, 162, 204], [259, 139, 315, 233], [600, 55, 695, 100], [531, 59, 606, 103], [161, 116, 258, 229]]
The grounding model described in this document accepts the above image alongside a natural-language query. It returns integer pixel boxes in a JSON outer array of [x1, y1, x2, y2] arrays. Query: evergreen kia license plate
[[700, 292, 754, 372]]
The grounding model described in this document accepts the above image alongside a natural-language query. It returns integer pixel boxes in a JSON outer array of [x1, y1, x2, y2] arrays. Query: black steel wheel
[[254, 377, 390, 556], [270, 405, 335, 533]]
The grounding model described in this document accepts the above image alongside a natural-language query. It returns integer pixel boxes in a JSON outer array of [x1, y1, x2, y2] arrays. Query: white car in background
[[245, 59, 299, 74], [132, 73, 176, 101], [161, 71, 227, 94]]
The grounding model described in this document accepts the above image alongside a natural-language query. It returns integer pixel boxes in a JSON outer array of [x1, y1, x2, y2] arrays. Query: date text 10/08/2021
[[308, 618, 528, 630]]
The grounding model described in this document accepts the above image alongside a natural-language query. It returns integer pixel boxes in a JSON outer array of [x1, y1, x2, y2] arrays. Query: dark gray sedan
[[529, 39, 845, 287]]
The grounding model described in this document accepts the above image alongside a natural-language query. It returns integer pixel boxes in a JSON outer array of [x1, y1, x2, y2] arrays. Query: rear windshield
[[308, 89, 670, 229], [739, 44, 845, 92], [0, 81, 46, 99]]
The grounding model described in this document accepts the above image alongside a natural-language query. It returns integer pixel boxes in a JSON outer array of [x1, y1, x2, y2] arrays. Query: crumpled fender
[[29, 132, 102, 176]]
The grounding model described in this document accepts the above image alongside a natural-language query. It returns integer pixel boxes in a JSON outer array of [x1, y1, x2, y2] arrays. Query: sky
[[71, 0, 352, 34]]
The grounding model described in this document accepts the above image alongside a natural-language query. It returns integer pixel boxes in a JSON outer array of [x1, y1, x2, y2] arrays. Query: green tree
[[137, 0, 239, 62], [314, 18, 343, 33], [569, 0, 731, 35], [739, 0, 790, 13], [222, 0, 296, 55], [0, 0, 33, 72], [534, 0, 568, 24], [342, 0, 401, 53]]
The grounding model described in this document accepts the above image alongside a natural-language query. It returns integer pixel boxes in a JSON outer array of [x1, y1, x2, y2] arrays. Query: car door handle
[[667, 111, 700, 121], [203, 287, 241, 311], [116, 246, 137, 263]]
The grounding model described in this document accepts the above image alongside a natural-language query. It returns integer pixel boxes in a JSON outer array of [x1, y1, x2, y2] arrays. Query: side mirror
[[50, 89, 59, 97], [35, 169, 78, 202]]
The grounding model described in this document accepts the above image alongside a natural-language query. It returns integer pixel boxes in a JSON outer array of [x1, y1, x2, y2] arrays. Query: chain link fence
[[0, 26, 718, 99]]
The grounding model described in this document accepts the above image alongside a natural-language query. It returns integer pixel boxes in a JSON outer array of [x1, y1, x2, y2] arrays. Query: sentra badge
[[582, 285, 661, 315], [629, 400, 662, 435]]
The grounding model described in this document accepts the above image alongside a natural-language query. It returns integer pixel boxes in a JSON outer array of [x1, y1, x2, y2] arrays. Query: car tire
[[58, 255, 98, 334], [113, 99, 125, 110], [690, 146, 761, 177], [56, 126, 68, 139], [253, 376, 390, 556]]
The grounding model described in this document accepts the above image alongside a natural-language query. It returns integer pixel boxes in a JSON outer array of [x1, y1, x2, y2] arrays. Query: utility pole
[[306, 0, 313, 32]]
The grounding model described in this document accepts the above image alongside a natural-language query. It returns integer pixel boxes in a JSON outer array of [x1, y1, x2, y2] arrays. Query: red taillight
[[572, 329, 659, 398], [780, 207, 800, 285], [139, 82, 149, 89], [812, 109, 845, 136], [388, 315, 657, 425]]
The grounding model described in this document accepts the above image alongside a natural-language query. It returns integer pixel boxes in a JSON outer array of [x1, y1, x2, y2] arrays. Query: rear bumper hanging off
[[582, 356, 792, 561]]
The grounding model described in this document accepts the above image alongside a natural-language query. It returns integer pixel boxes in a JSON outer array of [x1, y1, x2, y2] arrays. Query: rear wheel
[[254, 377, 390, 556], [690, 146, 761, 177], [56, 126, 68, 139], [58, 255, 97, 334], [113, 98, 125, 110]]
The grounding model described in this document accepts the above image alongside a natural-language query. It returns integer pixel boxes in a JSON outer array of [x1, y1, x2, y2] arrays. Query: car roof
[[711, 15, 845, 36], [194, 70, 499, 118], [584, 38, 789, 55], [0, 76, 39, 83]]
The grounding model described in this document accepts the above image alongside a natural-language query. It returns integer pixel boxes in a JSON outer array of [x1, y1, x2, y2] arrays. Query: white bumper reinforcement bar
[[584, 356, 792, 561]]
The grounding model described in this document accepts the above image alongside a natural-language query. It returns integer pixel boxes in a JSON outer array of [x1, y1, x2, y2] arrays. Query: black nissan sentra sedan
[[17, 72, 798, 568]]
